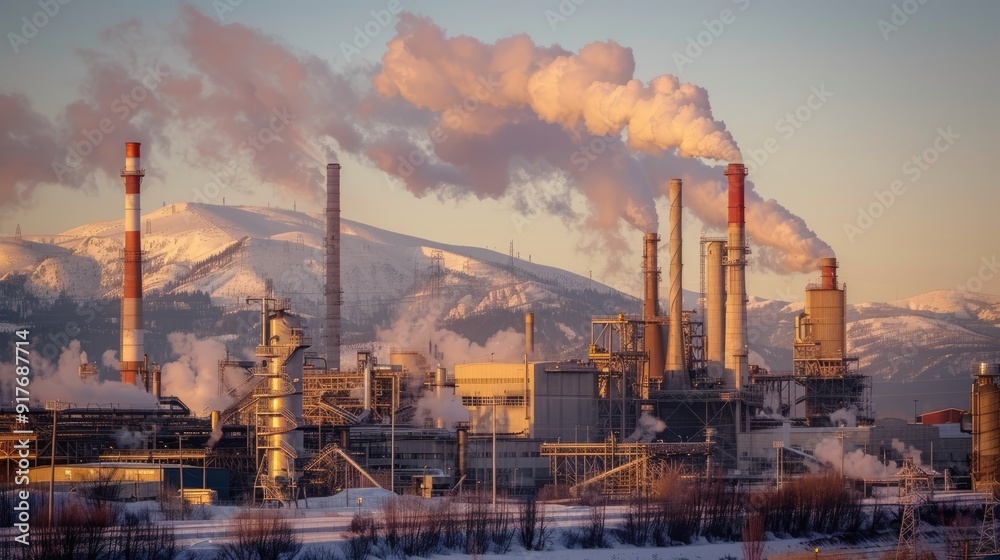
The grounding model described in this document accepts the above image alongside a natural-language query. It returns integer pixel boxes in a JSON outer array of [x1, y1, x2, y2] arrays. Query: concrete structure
[[642, 232, 665, 386], [724, 163, 748, 390], [453, 361, 597, 441], [704, 238, 726, 379], [326, 163, 342, 371], [120, 142, 145, 386], [973, 363, 1000, 494], [665, 179, 686, 389]]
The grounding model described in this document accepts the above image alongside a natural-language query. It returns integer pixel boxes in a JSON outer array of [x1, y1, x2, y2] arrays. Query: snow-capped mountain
[[2, 203, 998, 386]]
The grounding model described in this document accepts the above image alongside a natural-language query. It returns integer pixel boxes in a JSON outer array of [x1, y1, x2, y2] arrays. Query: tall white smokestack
[[724, 164, 748, 390], [326, 163, 341, 371], [120, 142, 144, 386], [665, 179, 686, 389], [705, 240, 726, 378]]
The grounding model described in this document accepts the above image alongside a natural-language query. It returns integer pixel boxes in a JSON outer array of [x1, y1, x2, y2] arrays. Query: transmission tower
[[430, 250, 444, 298], [895, 457, 931, 560], [14, 224, 22, 243], [976, 492, 999, 556]]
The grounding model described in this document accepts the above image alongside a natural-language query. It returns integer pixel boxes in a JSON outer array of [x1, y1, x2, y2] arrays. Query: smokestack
[[705, 240, 726, 378], [120, 142, 144, 386], [665, 179, 686, 389], [525, 312, 534, 358], [326, 163, 342, 371], [820, 257, 838, 289], [151, 367, 161, 399], [643, 232, 665, 386], [724, 163, 748, 390]]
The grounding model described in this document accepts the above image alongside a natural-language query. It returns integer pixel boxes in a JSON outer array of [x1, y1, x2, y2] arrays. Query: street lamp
[[814, 547, 820, 559], [45, 400, 70, 527], [772, 441, 784, 489]]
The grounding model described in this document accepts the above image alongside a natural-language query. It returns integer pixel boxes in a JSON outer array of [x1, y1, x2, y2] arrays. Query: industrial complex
[[1, 143, 990, 524]]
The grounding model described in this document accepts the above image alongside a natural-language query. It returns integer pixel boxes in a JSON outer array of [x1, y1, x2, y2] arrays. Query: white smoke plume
[[376, 299, 525, 389], [811, 436, 926, 479], [0, 340, 156, 407], [114, 428, 146, 449], [625, 412, 666, 443], [207, 424, 224, 449], [101, 349, 120, 370], [160, 332, 234, 414], [829, 407, 857, 427], [0, 8, 832, 277], [415, 390, 470, 430]]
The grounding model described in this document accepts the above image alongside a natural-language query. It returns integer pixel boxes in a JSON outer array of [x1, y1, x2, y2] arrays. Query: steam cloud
[[0, 340, 156, 406], [0, 7, 831, 274], [625, 412, 666, 443], [160, 332, 235, 414], [811, 436, 925, 479]]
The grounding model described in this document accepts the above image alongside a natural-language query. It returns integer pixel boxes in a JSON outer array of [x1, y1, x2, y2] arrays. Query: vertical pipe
[[666, 179, 686, 389], [524, 312, 534, 358], [643, 233, 665, 386], [705, 240, 726, 378], [120, 142, 144, 385], [326, 163, 342, 372], [724, 163, 748, 391], [152, 368, 161, 399]]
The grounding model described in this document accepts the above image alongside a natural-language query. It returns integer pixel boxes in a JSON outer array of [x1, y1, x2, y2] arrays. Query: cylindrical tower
[[973, 363, 1000, 495], [264, 309, 307, 488], [803, 257, 846, 362], [724, 163, 748, 390], [643, 232, 665, 386], [665, 179, 686, 389], [120, 142, 145, 385], [705, 240, 726, 378], [326, 163, 342, 371], [525, 312, 534, 358]]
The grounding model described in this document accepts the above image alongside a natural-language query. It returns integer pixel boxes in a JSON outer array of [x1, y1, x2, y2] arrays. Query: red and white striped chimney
[[120, 142, 144, 385]]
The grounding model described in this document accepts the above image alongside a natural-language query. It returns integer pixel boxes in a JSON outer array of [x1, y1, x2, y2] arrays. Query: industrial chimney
[[326, 163, 342, 371], [643, 232, 665, 386], [665, 179, 686, 389], [525, 312, 534, 358], [704, 239, 726, 378], [724, 163, 748, 390], [120, 142, 145, 386]]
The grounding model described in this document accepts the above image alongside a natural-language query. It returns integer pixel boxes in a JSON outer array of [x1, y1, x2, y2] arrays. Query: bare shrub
[[616, 493, 662, 547], [516, 498, 551, 551], [742, 510, 766, 560], [215, 508, 302, 560], [580, 498, 609, 549]]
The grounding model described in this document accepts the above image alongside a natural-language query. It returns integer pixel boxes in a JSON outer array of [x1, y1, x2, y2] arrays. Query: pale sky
[[2, 1, 998, 303]]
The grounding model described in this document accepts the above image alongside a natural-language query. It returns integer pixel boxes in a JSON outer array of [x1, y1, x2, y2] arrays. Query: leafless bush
[[615, 493, 660, 546], [516, 498, 551, 551], [215, 508, 302, 560], [488, 498, 515, 554], [536, 483, 572, 502], [379, 496, 440, 558], [742, 510, 766, 560], [158, 484, 192, 521], [579, 498, 609, 548], [5, 499, 176, 560], [756, 474, 864, 537]]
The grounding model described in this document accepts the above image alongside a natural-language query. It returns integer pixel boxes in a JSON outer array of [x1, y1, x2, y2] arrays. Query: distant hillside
[[2, 203, 998, 397]]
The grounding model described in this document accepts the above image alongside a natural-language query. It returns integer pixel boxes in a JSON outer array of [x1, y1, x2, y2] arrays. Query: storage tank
[[390, 349, 428, 374], [973, 363, 1000, 495], [802, 258, 846, 363]]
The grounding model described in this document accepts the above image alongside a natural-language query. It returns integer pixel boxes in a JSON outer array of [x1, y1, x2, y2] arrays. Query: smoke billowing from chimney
[[1, 9, 832, 276]]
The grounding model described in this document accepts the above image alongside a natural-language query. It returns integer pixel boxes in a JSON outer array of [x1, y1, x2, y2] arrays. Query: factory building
[[453, 361, 597, 440]]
